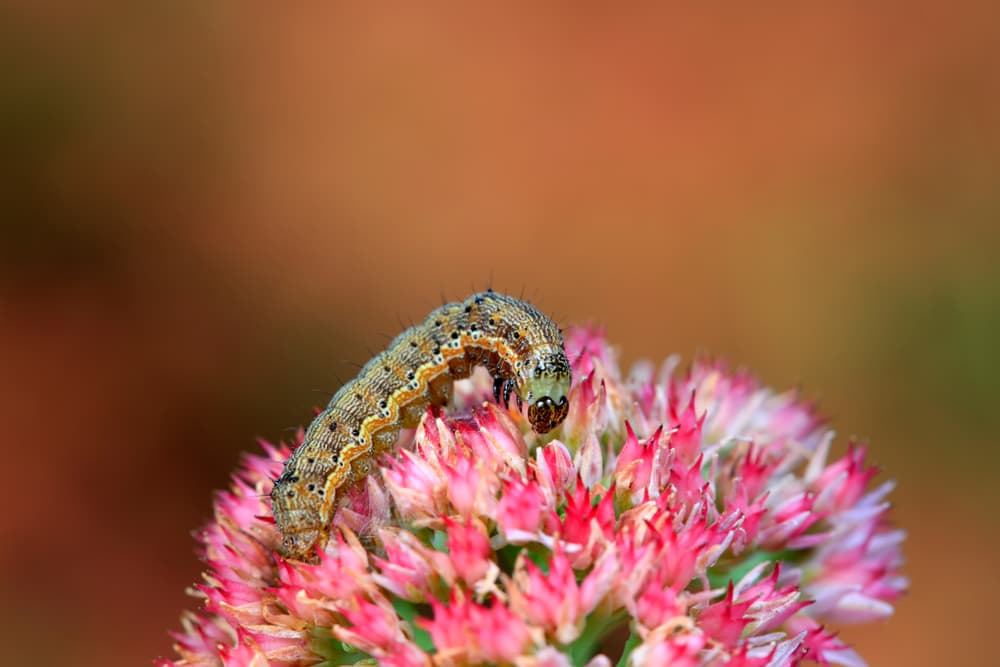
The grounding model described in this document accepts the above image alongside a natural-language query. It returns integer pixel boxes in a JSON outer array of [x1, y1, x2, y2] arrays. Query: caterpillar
[[271, 290, 572, 560]]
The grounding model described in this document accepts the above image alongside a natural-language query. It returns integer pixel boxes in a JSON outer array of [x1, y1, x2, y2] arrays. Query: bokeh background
[[2, 3, 998, 665]]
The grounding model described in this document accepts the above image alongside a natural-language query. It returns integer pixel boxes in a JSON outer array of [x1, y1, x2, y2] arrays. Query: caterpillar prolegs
[[270, 291, 572, 560]]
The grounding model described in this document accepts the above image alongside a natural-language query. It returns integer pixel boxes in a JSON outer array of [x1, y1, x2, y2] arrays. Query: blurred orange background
[[2, 3, 997, 665]]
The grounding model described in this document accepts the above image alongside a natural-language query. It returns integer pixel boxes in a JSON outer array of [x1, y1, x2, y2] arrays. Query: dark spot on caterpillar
[[465, 305, 472, 313], [352, 428, 360, 437], [307, 457, 315, 464], [328, 422, 337, 431], [307, 483, 316, 491], [451, 331, 460, 340], [410, 341, 418, 347]]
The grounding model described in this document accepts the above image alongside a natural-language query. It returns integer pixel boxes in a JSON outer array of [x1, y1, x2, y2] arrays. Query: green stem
[[565, 610, 629, 667], [615, 631, 641, 667]]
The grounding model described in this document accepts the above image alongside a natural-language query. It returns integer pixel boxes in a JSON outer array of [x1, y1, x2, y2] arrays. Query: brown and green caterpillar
[[271, 290, 572, 560]]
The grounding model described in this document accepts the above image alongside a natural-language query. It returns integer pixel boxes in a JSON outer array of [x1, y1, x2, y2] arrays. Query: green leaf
[[392, 598, 436, 652], [309, 627, 372, 665], [615, 630, 641, 667], [705, 549, 796, 589], [523, 543, 553, 574], [564, 610, 628, 667], [431, 529, 449, 552], [495, 543, 524, 575]]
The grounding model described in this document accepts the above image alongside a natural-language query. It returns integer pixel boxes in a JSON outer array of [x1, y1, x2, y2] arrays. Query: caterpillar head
[[270, 472, 327, 561], [524, 351, 572, 433]]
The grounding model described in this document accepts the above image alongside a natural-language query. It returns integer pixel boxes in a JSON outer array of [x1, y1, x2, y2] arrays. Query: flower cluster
[[160, 328, 906, 666]]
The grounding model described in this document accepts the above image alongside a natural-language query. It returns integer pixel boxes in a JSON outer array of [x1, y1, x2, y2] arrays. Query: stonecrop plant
[[160, 328, 906, 666]]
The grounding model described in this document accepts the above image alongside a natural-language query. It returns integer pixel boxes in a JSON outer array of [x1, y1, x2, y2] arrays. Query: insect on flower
[[162, 304, 907, 667], [270, 291, 572, 560]]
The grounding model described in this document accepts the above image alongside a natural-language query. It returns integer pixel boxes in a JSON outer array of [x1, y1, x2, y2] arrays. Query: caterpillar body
[[271, 291, 572, 560]]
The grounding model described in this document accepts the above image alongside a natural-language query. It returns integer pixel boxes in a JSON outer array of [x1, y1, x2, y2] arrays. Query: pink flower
[[371, 529, 445, 601], [417, 590, 530, 664], [496, 474, 546, 539], [551, 477, 615, 568], [443, 517, 492, 587], [508, 545, 617, 644], [162, 329, 907, 666], [628, 631, 706, 667], [336, 595, 415, 657]]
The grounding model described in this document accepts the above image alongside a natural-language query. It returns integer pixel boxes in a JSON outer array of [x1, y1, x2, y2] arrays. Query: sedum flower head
[[160, 328, 907, 667]]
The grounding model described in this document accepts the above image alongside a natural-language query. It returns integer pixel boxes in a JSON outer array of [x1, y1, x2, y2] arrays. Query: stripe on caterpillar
[[270, 290, 571, 560]]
